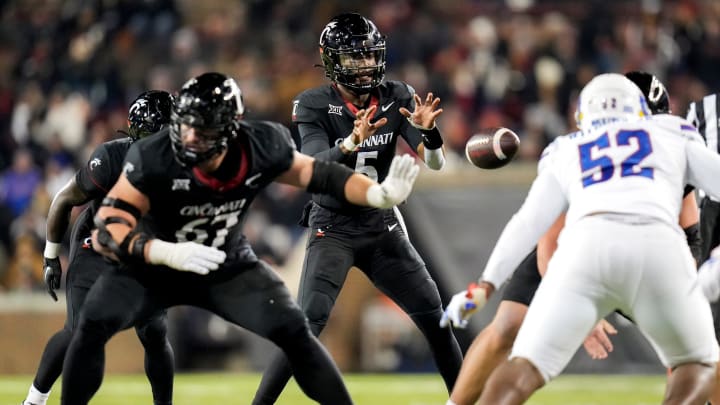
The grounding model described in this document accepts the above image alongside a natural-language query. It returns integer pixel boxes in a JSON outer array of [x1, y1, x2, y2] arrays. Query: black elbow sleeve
[[306, 160, 354, 201]]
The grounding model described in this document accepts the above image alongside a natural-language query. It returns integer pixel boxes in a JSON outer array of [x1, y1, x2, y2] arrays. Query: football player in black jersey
[[58, 72, 420, 405], [252, 13, 462, 405], [441, 71, 704, 405], [22, 91, 175, 405]]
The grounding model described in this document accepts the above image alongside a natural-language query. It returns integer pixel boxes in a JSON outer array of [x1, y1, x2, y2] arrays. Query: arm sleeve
[[687, 141, 720, 200], [299, 121, 348, 162], [480, 170, 569, 288]]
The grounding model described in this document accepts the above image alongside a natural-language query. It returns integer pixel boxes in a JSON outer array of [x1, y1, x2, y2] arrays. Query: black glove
[[683, 223, 702, 267], [43, 257, 62, 302]]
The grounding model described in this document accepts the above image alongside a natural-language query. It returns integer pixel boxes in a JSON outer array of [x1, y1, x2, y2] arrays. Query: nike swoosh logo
[[245, 173, 262, 188], [388, 223, 398, 232], [381, 101, 395, 112]]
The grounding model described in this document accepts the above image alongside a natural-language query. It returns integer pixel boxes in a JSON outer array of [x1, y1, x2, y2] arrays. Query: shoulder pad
[[293, 86, 337, 109], [652, 114, 703, 143], [538, 132, 577, 172], [384, 80, 414, 99], [292, 86, 338, 123], [242, 120, 296, 150]]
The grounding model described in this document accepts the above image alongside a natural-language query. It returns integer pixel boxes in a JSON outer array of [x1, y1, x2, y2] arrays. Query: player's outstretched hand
[[148, 240, 227, 275], [440, 283, 489, 329], [366, 154, 420, 209], [399, 92, 443, 130], [582, 319, 618, 360], [43, 257, 62, 302]]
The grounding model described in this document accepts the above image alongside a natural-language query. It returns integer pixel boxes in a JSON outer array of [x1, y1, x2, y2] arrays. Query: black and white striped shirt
[[687, 94, 720, 154], [687, 94, 720, 201]]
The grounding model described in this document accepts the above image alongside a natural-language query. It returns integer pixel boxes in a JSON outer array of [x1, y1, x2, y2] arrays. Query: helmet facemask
[[169, 113, 236, 167], [321, 44, 386, 94]]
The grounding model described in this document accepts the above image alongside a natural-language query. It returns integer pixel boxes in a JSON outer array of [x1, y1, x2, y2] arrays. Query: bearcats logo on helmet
[[126, 90, 173, 140]]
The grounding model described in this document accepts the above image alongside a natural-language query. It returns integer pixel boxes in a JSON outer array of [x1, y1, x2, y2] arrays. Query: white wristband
[[342, 135, 359, 152], [44, 241, 61, 259], [406, 117, 436, 131]]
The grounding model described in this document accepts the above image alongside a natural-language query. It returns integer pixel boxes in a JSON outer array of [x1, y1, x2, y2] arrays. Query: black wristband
[[683, 222, 702, 266], [421, 127, 443, 150], [131, 232, 150, 262]]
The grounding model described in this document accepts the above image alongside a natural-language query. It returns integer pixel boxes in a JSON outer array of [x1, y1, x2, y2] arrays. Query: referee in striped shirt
[[687, 95, 720, 263], [687, 95, 720, 369]]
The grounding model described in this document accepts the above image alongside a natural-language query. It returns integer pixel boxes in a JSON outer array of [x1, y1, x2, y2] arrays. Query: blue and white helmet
[[575, 73, 651, 133]]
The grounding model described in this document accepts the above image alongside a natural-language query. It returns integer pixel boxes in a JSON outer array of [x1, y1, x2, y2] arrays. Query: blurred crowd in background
[[1, 0, 719, 294]]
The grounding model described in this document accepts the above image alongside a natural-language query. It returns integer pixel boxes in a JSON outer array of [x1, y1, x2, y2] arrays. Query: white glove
[[698, 246, 720, 302], [366, 154, 420, 209], [440, 283, 488, 329], [147, 239, 226, 275]]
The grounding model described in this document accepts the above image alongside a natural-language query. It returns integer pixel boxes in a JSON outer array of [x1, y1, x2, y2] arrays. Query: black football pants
[[59, 259, 352, 405], [33, 243, 173, 405], [253, 227, 463, 404]]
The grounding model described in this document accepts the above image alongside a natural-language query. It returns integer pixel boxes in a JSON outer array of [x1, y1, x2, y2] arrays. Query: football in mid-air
[[465, 127, 520, 169]]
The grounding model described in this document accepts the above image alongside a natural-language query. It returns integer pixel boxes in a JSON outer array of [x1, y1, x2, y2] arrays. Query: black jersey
[[123, 120, 295, 257], [293, 80, 424, 212], [74, 137, 134, 240]]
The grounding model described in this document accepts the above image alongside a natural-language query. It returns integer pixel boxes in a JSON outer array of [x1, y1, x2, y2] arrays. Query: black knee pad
[[135, 315, 168, 345], [302, 290, 335, 327], [402, 277, 442, 316], [76, 316, 119, 344], [266, 306, 311, 347]]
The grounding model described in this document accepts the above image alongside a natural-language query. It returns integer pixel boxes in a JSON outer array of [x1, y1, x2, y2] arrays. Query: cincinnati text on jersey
[[179, 199, 248, 217]]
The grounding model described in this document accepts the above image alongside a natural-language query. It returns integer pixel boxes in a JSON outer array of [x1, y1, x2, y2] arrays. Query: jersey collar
[[332, 84, 379, 119], [192, 140, 250, 192]]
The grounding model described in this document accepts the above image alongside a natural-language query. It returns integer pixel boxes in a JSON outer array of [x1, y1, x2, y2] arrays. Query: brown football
[[465, 128, 520, 169]]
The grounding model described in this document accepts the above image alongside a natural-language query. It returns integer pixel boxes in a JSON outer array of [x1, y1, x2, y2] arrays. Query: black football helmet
[[169, 72, 245, 166], [127, 90, 173, 140], [319, 13, 386, 95], [625, 71, 671, 114]]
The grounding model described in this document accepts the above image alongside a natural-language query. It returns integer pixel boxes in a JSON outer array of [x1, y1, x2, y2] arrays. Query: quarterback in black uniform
[[253, 13, 462, 405], [22, 91, 175, 405], [442, 72, 704, 405], [59, 72, 420, 405]]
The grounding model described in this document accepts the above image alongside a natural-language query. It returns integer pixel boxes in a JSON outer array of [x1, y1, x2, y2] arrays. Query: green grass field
[[0, 373, 667, 405]]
